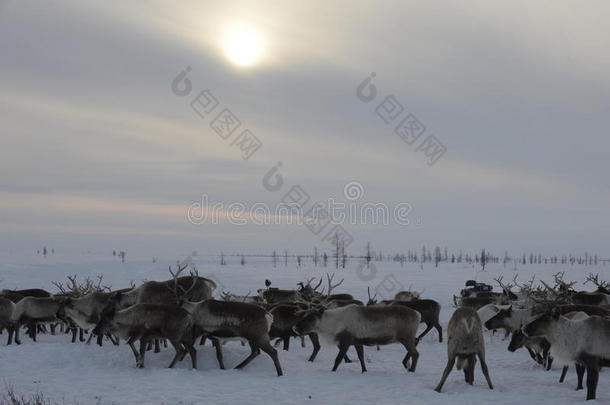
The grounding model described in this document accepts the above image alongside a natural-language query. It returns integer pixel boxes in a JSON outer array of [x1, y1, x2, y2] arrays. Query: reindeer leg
[[79, 328, 85, 342], [435, 355, 456, 393], [154, 338, 161, 353], [199, 335, 206, 346], [354, 344, 367, 373], [167, 339, 184, 368], [211, 337, 225, 369], [576, 363, 585, 390], [138, 337, 147, 368], [186, 341, 197, 369], [7, 326, 14, 345], [464, 354, 476, 384], [435, 322, 443, 343], [126, 336, 140, 366], [258, 337, 283, 376], [403, 338, 419, 372], [583, 357, 599, 400], [235, 340, 261, 370], [282, 335, 290, 351], [300, 335, 306, 348], [332, 343, 350, 372], [86, 331, 95, 345], [526, 347, 538, 362], [14, 325, 21, 345], [307, 333, 320, 362], [417, 323, 434, 343], [478, 351, 494, 389], [109, 333, 119, 346], [559, 365, 569, 383]]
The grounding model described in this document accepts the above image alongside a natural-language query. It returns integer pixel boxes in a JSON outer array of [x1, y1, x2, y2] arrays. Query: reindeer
[[11, 296, 65, 343], [293, 304, 420, 373], [220, 291, 264, 304], [182, 299, 282, 376], [508, 329, 552, 369], [257, 278, 305, 304], [57, 290, 127, 345], [394, 285, 424, 302], [368, 288, 443, 343], [1, 289, 51, 300], [267, 303, 323, 361], [112, 263, 212, 352], [92, 303, 196, 369], [434, 307, 493, 392], [571, 274, 610, 306], [523, 308, 610, 400], [0, 297, 17, 345], [477, 303, 512, 339], [115, 263, 216, 308]]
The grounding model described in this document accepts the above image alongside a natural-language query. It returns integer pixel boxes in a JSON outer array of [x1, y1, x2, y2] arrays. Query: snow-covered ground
[[1, 252, 609, 404]]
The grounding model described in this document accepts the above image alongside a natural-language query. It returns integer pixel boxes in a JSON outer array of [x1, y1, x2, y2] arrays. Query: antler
[[166, 262, 198, 302], [584, 273, 609, 289], [367, 286, 377, 304], [493, 275, 517, 293], [309, 277, 323, 292], [553, 272, 576, 291], [326, 273, 344, 295]]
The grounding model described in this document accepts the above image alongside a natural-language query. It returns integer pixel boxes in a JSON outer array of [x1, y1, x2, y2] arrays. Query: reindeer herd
[[1, 268, 610, 400]]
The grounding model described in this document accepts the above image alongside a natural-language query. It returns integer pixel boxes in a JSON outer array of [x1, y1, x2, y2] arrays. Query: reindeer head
[[507, 329, 527, 352], [522, 308, 561, 337], [483, 306, 512, 330], [297, 277, 323, 300], [165, 262, 199, 305], [293, 306, 325, 335], [92, 304, 117, 336]]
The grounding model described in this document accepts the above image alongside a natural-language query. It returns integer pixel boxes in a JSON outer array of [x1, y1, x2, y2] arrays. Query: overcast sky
[[1, 0, 609, 257]]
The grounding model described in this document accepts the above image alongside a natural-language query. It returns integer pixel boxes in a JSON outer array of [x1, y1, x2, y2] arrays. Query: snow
[[1, 251, 609, 404]]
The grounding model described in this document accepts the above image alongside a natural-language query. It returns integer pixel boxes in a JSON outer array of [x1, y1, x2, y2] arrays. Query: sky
[[1, 0, 609, 258]]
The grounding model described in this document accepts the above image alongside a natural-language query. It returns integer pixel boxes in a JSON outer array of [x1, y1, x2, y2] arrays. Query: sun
[[223, 23, 264, 67]]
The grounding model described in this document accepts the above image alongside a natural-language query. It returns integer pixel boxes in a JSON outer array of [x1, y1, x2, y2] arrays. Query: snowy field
[[1, 252, 609, 405]]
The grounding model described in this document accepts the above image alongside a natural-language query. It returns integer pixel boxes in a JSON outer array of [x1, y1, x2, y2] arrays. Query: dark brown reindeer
[[268, 302, 322, 361], [367, 288, 442, 343], [112, 263, 213, 352], [571, 273, 610, 306], [1, 289, 51, 300], [435, 307, 493, 392], [182, 299, 283, 376], [93, 303, 196, 369], [115, 263, 216, 308], [293, 303, 420, 373], [523, 308, 610, 400]]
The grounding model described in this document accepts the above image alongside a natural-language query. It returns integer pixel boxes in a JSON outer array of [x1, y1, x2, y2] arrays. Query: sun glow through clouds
[[223, 23, 264, 67]]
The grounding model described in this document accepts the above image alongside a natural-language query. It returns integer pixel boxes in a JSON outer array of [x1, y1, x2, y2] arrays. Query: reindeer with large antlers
[[571, 273, 610, 306], [113, 262, 216, 308]]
